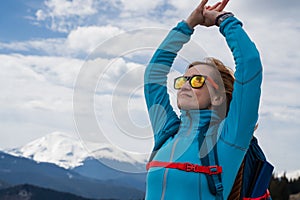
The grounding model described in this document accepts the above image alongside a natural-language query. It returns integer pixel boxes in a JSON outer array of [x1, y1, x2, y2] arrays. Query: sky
[[0, 0, 299, 176]]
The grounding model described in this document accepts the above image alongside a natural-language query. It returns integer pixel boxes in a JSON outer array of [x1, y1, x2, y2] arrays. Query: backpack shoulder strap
[[198, 124, 224, 200]]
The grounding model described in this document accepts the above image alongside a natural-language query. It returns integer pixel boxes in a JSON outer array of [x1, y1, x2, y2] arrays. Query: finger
[[216, 0, 229, 11], [198, 0, 208, 10], [208, 2, 221, 10]]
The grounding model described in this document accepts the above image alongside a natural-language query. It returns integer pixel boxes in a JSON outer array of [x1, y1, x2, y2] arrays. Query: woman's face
[[177, 64, 220, 110]]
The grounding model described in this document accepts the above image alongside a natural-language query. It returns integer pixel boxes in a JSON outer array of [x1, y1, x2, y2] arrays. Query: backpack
[[199, 124, 274, 200]]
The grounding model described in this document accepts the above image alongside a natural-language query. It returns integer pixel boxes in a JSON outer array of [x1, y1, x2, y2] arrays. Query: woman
[[144, 0, 263, 199]]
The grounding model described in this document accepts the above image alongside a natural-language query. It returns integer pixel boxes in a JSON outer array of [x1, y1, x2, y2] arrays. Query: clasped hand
[[186, 0, 230, 28]]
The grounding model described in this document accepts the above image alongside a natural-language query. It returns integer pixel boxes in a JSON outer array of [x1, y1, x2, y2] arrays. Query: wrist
[[215, 12, 234, 27], [185, 18, 197, 29]]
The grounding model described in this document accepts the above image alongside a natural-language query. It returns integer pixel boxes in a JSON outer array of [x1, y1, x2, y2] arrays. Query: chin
[[177, 103, 196, 110], [177, 99, 206, 110]]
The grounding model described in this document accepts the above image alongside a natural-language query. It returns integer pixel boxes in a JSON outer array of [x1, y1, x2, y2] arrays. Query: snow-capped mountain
[[4, 131, 148, 192], [6, 132, 87, 169], [5, 132, 148, 170]]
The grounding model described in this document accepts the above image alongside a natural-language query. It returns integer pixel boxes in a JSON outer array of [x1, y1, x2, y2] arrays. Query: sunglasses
[[174, 75, 219, 90]]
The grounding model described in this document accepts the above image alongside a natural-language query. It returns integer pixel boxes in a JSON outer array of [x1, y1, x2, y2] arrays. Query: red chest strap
[[146, 161, 222, 175]]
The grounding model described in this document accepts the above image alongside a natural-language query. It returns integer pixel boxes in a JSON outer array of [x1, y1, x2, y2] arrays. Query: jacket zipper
[[160, 111, 193, 200]]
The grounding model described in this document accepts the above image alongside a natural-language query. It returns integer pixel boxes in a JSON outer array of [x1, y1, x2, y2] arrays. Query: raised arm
[[144, 22, 193, 150], [219, 16, 263, 149], [199, 1, 262, 149]]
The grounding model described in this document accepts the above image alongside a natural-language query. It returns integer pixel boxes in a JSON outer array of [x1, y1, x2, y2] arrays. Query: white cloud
[[119, 0, 163, 16], [0, 54, 84, 119], [36, 9, 47, 21], [66, 25, 123, 54], [35, 0, 98, 32], [0, 54, 83, 148], [167, 0, 198, 14], [2, 54, 83, 87], [0, 25, 123, 56], [37, 0, 96, 19], [0, 38, 65, 55], [32, 0, 175, 33]]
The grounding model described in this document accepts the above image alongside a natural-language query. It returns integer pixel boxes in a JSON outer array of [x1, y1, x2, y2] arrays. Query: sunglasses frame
[[174, 75, 219, 90]]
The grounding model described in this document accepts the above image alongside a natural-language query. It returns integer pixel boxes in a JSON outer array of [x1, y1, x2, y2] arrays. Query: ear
[[211, 94, 224, 106]]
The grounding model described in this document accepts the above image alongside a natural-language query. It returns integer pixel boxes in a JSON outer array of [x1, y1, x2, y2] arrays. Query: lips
[[179, 93, 192, 98]]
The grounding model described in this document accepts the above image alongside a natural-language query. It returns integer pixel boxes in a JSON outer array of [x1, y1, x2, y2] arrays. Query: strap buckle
[[208, 165, 222, 175]]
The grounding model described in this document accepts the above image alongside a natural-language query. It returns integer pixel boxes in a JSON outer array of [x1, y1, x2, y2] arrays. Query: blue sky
[[0, 0, 65, 42], [0, 0, 300, 177]]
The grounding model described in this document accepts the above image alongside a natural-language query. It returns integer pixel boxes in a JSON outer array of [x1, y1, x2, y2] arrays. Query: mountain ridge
[[0, 151, 145, 199]]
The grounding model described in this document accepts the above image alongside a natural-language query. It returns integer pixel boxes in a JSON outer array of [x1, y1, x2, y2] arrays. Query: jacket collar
[[180, 109, 221, 130]]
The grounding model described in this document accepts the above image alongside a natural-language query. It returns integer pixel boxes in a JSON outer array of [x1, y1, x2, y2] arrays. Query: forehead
[[184, 64, 215, 77]]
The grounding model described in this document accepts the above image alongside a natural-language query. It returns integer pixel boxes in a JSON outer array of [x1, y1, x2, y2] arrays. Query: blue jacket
[[144, 16, 262, 200]]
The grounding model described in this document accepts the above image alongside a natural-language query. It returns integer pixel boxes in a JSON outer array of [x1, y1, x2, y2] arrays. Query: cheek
[[194, 87, 211, 102]]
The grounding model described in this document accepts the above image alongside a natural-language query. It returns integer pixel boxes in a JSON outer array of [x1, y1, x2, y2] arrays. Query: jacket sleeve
[[144, 21, 193, 149], [219, 17, 263, 149]]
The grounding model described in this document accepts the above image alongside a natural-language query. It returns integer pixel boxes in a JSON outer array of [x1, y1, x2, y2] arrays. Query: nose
[[180, 80, 191, 90]]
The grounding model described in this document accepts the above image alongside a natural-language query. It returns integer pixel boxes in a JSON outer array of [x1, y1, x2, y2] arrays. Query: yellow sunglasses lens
[[174, 75, 207, 89], [190, 76, 205, 88], [174, 77, 187, 89]]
